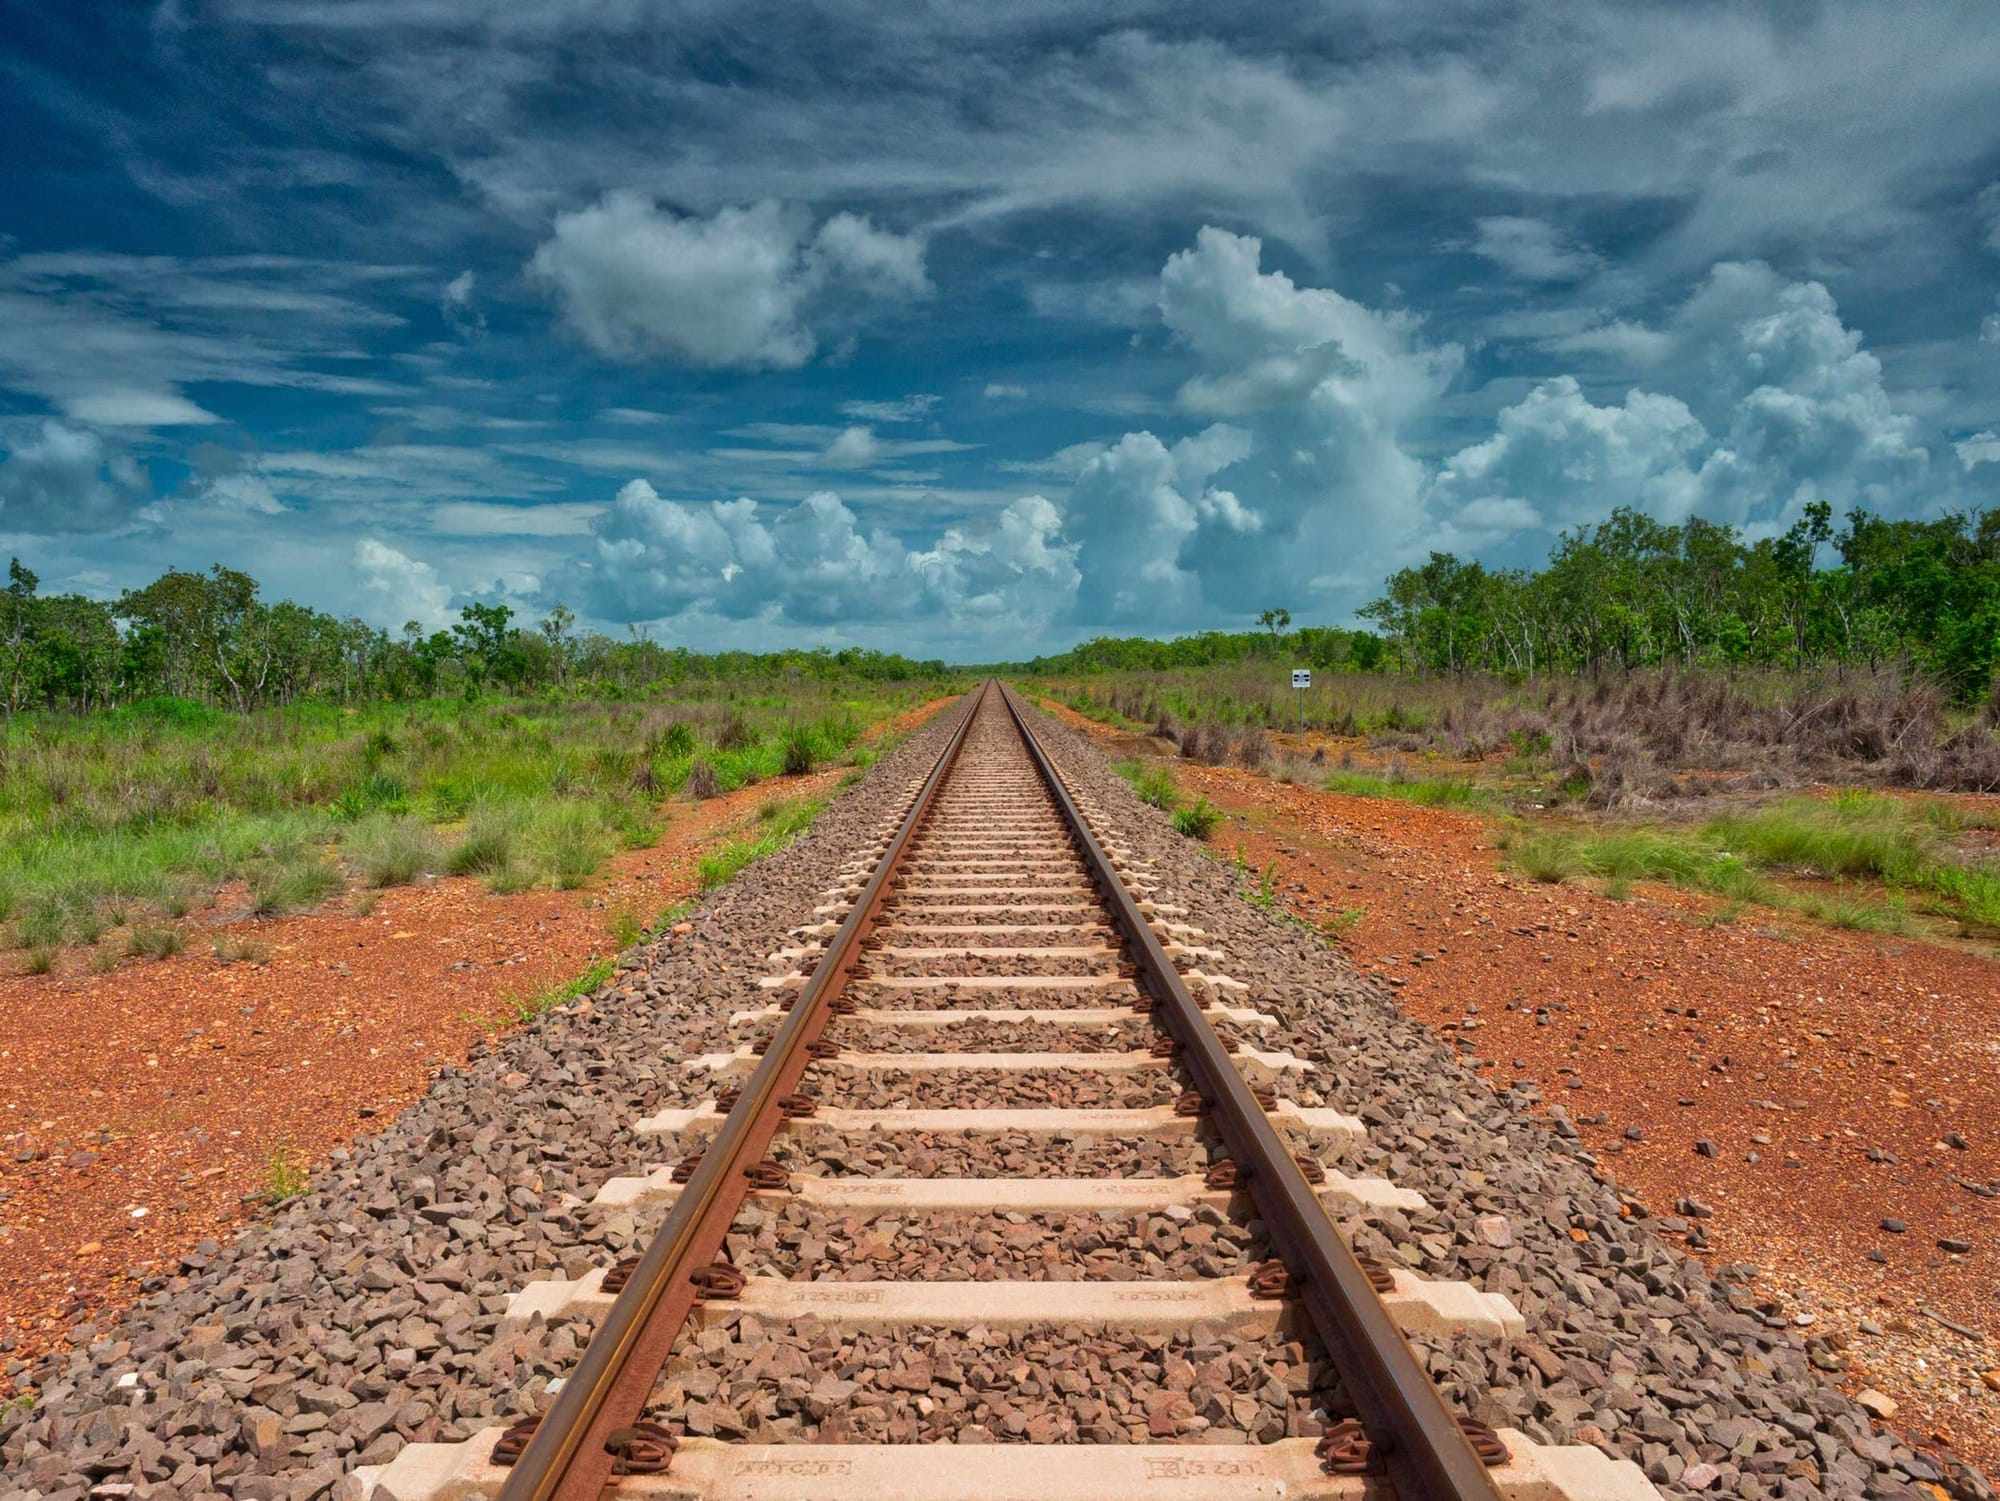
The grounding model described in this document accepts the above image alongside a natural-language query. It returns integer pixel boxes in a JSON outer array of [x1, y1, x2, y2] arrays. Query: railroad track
[[359, 683, 1654, 1501]]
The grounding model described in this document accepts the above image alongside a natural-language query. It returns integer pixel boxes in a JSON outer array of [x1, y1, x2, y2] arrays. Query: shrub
[[23, 945, 56, 975], [1132, 766, 1181, 811], [713, 711, 757, 752], [213, 933, 268, 965], [684, 758, 721, 801], [1234, 727, 1274, 770], [1177, 721, 1230, 765]]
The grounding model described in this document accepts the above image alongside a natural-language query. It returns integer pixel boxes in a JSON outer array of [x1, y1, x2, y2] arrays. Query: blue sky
[[3, 2, 1999, 658]]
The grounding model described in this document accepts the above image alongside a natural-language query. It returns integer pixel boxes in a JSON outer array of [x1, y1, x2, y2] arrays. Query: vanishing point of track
[[361, 683, 1654, 1501]]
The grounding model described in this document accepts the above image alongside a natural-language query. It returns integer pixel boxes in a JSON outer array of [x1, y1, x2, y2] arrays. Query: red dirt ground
[[0, 698, 950, 1386], [1045, 704, 2000, 1474]]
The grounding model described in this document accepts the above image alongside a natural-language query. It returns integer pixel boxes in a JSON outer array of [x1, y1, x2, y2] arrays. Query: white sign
[[1291, 669, 1311, 689]]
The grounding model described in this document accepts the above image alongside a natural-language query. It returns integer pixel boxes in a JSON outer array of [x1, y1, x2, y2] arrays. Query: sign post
[[1290, 668, 1310, 735]]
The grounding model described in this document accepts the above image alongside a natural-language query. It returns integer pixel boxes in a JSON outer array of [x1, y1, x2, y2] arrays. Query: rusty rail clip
[[1204, 1159, 1244, 1190], [688, 1263, 746, 1302], [602, 1255, 644, 1295], [1353, 1253, 1396, 1295], [1149, 1036, 1181, 1059], [1294, 1154, 1326, 1185], [492, 1414, 543, 1467], [714, 1086, 743, 1112], [671, 1154, 704, 1184], [1173, 1090, 1207, 1118], [1316, 1418, 1377, 1474], [603, 1421, 678, 1476], [1247, 1260, 1295, 1299], [776, 1093, 818, 1119], [742, 1160, 791, 1190], [804, 1039, 842, 1060], [1458, 1417, 1509, 1466]]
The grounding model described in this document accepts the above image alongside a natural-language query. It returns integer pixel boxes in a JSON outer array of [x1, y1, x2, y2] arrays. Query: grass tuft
[[1172, 797, 1222, 840], [346, 814, 442, 888], [261, 1144, 309, 1204], [124, 924, 186, 960], [248, 853, 345, 916]]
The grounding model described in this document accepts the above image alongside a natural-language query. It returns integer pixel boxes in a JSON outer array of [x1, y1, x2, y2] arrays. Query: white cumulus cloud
[[526, 195, 927, 369], [548, 477, 1076, 631], [1432, 262, 1929, 540], [354, 538, 453, 628]]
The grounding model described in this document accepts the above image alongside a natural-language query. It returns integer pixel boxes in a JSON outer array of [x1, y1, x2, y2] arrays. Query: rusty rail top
[[496, 681, 1506, 1501]]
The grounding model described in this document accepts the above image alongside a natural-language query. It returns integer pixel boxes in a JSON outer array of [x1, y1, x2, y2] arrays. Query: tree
[[541, 604, 577, 687], [2, 558, 38, 718], [1257, 606, 1291, 644]]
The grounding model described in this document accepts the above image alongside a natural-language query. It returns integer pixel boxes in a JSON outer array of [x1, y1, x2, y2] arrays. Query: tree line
[[0, 560, 947, 717], [1021, 504, 2000, 705], [1360, 504, 2000, 700], [8, 499, 1997, 715]]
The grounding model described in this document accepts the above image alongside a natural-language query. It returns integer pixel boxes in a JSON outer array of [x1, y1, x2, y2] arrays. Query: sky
[[3, 2, 1999, 660]]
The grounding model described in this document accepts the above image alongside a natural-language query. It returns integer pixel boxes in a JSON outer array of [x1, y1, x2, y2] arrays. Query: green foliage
[[124, 924, 185, 959], [1320, 769, 1495, 810], [248, 853, 344, 915], [697, 797, 826, 890], [1171, 797, 1221, 839], [781, 723, 817, 776], [261, 1144, 309, 1204], [1113, 759, 1183, 811], [1500, 793, 2000, 936], [605, 904, 645, 947], [1356, 505, 2000, 701], [347, 815, 442, 887], [494, 957, 618, 1026]]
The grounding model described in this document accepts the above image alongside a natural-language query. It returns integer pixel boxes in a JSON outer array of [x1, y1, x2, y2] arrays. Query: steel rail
[[496, 687, 986, 1501], [998, 681, 1507, 1501]]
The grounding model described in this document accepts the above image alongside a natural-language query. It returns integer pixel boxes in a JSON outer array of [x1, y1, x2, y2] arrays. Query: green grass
[[697, 796, 827, 891], [1, 686, 927, 955], [124, 924, 186, 960], [1112, 757, 1184, 811], [347, 814, 443, 887], [1172, 797, 1222, 840], [213, 933, 268, 965], [261, 1145, 309, 1204], [1320, 906, 1366, 938], [248, 853, 345, 916], [1498, 793, 1999, 938], [605, 904, 645, 947], [447, 802, 520, 877], [1319, 769, 1498, 810], [496, 956, 618, 1026]]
